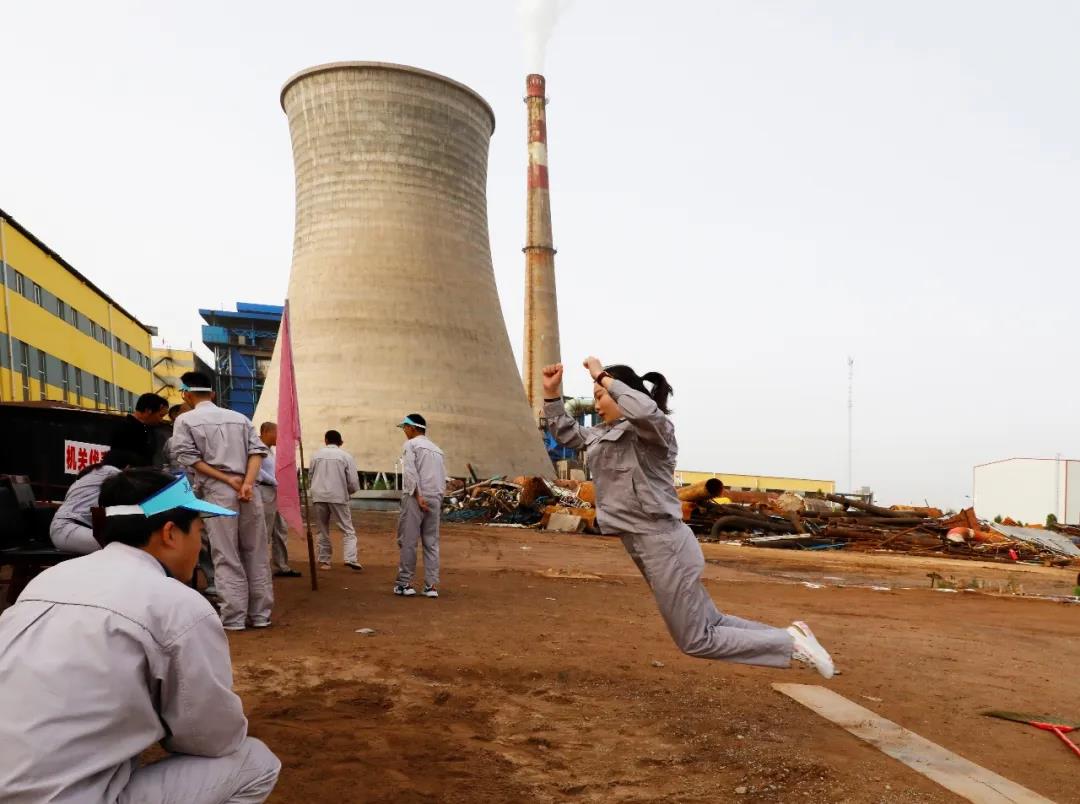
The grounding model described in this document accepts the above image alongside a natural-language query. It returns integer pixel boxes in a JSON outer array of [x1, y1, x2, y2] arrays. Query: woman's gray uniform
[[545, 380, 794, 667], [49, 465, 122, 554]]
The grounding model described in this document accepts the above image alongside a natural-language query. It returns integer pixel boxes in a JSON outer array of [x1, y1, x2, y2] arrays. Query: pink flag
[[275, 302, 304, 534]]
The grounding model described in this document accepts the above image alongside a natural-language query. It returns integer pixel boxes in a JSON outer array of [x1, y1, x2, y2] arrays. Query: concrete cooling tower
[[254, 62, 552, 478]]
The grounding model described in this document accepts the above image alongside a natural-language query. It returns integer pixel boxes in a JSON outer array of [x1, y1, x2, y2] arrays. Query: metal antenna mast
[[847, 356, 854, 492]]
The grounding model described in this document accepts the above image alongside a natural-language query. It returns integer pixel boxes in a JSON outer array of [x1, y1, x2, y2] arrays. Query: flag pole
[[298, 433, 318, 591], [276, 298, 316, 592]]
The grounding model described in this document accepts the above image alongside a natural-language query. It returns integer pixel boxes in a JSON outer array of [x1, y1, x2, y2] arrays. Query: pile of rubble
[[683, 484, 1080, 567], [440, 474, 1079, 567], [443, 476, 595, 531]]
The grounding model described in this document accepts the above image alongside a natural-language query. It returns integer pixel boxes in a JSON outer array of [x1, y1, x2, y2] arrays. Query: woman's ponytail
[[603, 365, 674, 414], [641, 372, 673, 414]]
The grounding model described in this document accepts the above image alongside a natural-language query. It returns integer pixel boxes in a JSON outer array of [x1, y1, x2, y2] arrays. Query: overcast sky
[[2, 1, 1076, 508]]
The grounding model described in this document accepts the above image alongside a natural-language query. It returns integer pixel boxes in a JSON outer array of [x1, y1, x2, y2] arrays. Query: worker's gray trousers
[[313, 501, 357, 564], [48, 519, 100, 554], [198, 535, 215, 590], [257, 484, 291, 573], [199, 478, 274, 629], [621, 522, 793, 667], [118, 736, 280, 804], [396, 495, 441, 588]]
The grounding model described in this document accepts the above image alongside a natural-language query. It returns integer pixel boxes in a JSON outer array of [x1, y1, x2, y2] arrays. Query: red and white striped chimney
[[522, 73, 561, 415]]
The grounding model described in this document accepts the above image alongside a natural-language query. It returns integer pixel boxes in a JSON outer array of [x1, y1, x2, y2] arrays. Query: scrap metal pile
[[443, 476, 594, 530], [682, 482, 1080, 567], [440, 474, 1079, 567]]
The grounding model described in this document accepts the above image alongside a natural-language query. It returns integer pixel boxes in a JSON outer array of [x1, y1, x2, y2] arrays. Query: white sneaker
[[394, 584, 417, 597], [422, 585, 439, 598], [788, 621, 835, 679]]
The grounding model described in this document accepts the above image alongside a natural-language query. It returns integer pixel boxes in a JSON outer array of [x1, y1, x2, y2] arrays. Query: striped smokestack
[[522, 72, 561, 416]]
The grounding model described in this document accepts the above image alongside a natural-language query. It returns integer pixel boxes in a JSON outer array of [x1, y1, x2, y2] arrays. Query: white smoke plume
[[519, 0, 571, 74]]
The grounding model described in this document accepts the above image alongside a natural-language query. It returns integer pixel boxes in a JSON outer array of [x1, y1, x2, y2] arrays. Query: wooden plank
[[773, 684, 1056, 804]]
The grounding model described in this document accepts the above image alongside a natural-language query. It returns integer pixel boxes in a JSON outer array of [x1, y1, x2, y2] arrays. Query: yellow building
[[675, 470, 835, 496], [152, 347, 212, 407], [0, 208, 154, 410]]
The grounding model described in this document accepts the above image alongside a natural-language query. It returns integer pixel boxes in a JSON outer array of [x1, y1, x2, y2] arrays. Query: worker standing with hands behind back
[[171, 371, 273, 631], [309, 430, 362, 572]]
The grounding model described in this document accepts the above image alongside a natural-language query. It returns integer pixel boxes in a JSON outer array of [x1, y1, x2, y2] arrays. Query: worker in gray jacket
[[543, 359, 835, 678], [256, 422, 301, 578], [48, 449, 137, 554], [0, 468, 280, 803], [393, 413, 446, 598], [309, 429, 361, 571], [171, 371, 273, 630]]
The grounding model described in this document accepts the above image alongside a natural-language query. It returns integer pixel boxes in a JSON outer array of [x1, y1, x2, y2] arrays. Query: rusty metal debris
[[686, 492, 1079, 567], [443, 476, 593, 528], [442, 474, 1079, 568]]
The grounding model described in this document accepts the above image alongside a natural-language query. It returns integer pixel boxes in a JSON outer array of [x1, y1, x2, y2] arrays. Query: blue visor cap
[[106, 475, 237, 519], [397, 417, 426, 430]]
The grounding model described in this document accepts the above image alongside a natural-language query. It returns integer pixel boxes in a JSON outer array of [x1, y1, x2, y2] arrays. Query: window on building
[[69, 307, 79, 328], [104, 382, 112, 410], [56, 298, 66, 320], [17, 341, 30, 401], [61, 361, 70, 399], [74, 368, 83, 404], [92, 376, 100, 409], [37, 351, 47, 400], [114, 335, 121, 352], [90, 321, 98, 341], [32, 283, 42, 306], [127, 389, 134, 412], [13, 271, 25, 296]]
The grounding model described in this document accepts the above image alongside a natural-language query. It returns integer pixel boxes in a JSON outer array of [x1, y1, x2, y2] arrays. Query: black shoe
[[273, 569, 302, 578], [345, 562, 364, 572]]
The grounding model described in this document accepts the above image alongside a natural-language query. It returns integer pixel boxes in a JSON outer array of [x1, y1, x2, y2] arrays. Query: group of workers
[[0, 369, 447, 802], [0, 356, 835, 802]]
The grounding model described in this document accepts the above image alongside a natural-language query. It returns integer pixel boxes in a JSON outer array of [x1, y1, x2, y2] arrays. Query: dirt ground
[[228, 511, 1080, 803]]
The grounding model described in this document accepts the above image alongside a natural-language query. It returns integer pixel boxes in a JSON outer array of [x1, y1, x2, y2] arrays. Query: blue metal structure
[[199, 302, 283, 420]]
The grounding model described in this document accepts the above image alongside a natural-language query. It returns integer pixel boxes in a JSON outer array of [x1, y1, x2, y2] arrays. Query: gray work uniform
[[172, 401, 272, 629], [396, 434, 446, 589], [48, 464, 120, 554], [257, 449, 291, 573], [308, 444, 359, 564], [0, 542, 280, 803], [545, 380, 793, 668], [167, 431, 214, 587]]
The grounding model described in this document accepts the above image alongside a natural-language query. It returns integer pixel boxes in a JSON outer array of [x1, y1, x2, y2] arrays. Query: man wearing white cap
[[0, 468, 281, 803], [394, 413, 446, 598], [171, 371, 273, 630]]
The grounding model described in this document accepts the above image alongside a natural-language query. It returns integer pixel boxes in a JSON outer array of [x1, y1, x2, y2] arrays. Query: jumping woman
[[543, 358, 835, 678]]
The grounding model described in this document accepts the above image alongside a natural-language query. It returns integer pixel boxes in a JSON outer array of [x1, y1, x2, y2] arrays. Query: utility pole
[[847, 356, 854, 493]]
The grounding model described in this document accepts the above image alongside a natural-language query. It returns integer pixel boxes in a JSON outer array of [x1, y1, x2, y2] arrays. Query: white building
[[973, 458, 1080, 525]]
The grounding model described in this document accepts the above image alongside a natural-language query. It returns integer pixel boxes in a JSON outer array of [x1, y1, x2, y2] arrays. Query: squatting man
[[0, 468, 281, 803]]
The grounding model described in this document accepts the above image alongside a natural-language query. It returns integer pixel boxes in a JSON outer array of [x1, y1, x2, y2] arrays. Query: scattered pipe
[[677, 478, 724, 503], [564, 397, 595, 418], [821, 492, 923, 519]]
